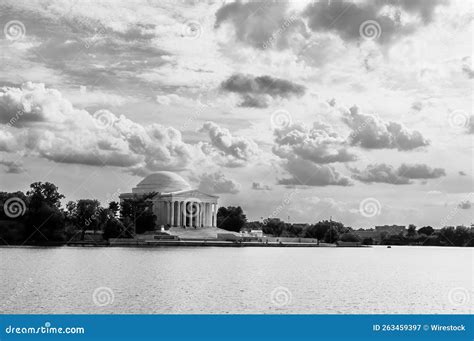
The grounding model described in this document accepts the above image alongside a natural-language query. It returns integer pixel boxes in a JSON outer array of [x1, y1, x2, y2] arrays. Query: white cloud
[[198, 171, 241, 194], [199, 121, 260, 167], [343, 106, 430, 150], [273, 121, 357, 164], [0, 82, 206, 173]]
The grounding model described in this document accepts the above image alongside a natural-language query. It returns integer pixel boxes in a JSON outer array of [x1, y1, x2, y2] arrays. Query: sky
[[0, 0, 472, 228]]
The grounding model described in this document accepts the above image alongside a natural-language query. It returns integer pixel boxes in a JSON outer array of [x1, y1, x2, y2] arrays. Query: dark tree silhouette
[[217, 206, 247, 232]]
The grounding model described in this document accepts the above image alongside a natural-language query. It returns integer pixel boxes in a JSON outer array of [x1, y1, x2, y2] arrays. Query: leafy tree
[[339, 233, 361, 242], [120, 193, 157, 234], [65, 201, 77, 221], [76, 199, 101, 239], [305, 220, 346, 243], [108, 201, 120, 217], [283, 224, 304, 237], [25, 195, 65, 242], [244, 221, 263, 231], [362, 237, 374, 245], [262, 218, 285, 236], [324, 226, 340, 243], [418, 226, 434, 236], [217, 206, 247, 232], [407, 224, 417, 238], [103, 218, 127, 240], [27, 182, 65, 209]]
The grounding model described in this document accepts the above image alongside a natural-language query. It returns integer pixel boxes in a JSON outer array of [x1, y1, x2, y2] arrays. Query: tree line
[[0, 182, 157, 244], [1, 182, 472, 247]]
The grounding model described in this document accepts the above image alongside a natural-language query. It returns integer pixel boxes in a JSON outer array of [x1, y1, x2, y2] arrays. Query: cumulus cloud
[[278, 156, 352, 187], [0, 159, 25, 174], [351, 163, 446, 184], [215, 1, 305, 50], [252, 182, 272, 191], [397, 163, 446, 179], [199, 121, 259, 167], [0, 82, 205, 174], [273, 121, 357, 164], [272, 121, 353, 187], [198, 172, 241, 194], [457, 200, 472, 209], [239, 95, 268, 108], [343, 106, 429, 150], [303, 0, 444, 44], [221, 74, 305, 108]]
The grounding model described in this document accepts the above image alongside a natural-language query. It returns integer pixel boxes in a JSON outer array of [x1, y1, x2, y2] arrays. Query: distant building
[[119, 172, 219, 228]]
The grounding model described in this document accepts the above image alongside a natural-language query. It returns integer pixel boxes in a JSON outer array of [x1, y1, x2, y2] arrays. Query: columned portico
[[153, 193, 218, 228], [119, 172, 219, 230]]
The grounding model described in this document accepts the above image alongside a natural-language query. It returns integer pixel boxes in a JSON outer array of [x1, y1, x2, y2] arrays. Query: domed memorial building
[[119, 172, 219, 228]]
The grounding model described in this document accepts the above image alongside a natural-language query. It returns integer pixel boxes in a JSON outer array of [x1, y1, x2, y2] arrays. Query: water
[[0, 246, 472, 314]]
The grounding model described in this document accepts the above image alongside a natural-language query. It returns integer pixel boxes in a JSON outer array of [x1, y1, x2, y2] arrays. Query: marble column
[[182, 202, 187, 228], [213, 204, 218, 227], [207, 203, 212, 226], [170, 201, 174, 226], [176, 201, 181, 227], [186, 201, 193, 227]]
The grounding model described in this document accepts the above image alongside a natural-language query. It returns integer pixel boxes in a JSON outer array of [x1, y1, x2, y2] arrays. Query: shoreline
[[0, 240, 368, 248]]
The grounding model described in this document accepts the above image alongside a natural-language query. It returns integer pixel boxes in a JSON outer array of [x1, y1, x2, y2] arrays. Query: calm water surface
[[0, 246, 472, 314]]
